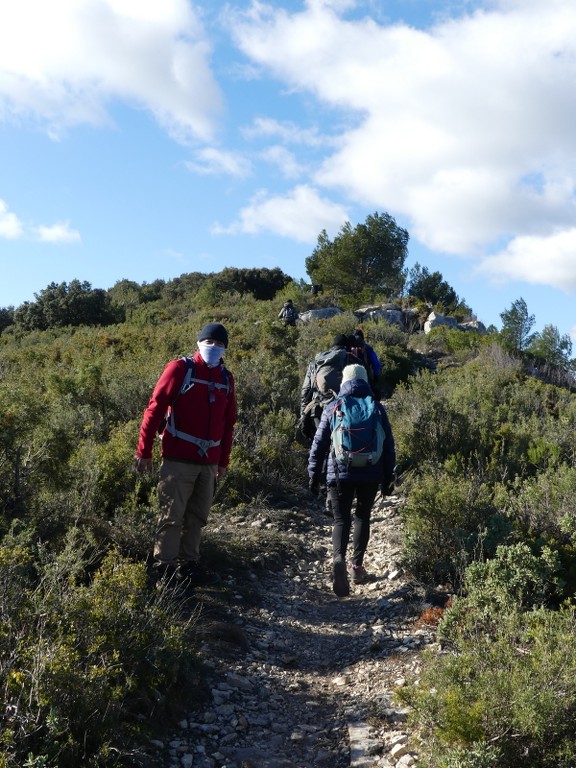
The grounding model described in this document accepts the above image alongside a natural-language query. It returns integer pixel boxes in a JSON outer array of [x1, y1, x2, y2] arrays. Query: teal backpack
[[329, 394, 385, 468]]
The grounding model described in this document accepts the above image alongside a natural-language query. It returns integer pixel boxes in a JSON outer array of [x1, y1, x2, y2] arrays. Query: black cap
[[198, 322, 229, 348], [347, 334, 359, 349], [332, 333, 348, 348]]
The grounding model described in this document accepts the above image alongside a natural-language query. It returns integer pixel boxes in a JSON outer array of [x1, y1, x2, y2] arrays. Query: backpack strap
[[164, 425, 221, 457], [180, 356, 230, 395], [163, 357, 230, 455], [328, 398, 343, 490]]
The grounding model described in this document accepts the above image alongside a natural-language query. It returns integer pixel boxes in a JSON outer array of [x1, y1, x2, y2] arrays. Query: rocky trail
[[144, 493, 443, 768]]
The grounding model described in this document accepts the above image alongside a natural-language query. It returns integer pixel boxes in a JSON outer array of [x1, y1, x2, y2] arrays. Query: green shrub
[[439, 544, 564, 646], [432, 742, 503, 768], [388, 346, 576, 485], [0, 538, 198, 767], [401, 606, 576, 768], [423, 325, 495, 358], [503, 464, 576, 544], [400, 466, 508, 588]]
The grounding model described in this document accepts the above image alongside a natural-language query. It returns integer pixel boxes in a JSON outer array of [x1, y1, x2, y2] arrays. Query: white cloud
[[163, 248, 187, 264], [0, 199, 23, 239], [185, 147, 252, 177], [36, 222, 81, 243], [242, 117, 330, 147], [212, 184, 348, 242], [477, 229, 576, 293], [0, 200, 81, 243], [260, 146, 304, 178], [0, 0, 222, 142], [230, 0, 576, 287]]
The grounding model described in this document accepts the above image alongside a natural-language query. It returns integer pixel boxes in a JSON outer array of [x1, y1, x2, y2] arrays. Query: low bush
[[399, 465, 508, 589], [0, 533, 199, 767], [401, 604, 576, 768]]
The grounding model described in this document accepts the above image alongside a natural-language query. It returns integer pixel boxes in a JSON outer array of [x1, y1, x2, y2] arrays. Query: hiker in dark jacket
[[300, 333, 363, 432], [300, 334, 367, 515], [308, 364, 395, 597], [351, 328, 382, 397], [278, 299, 298, 326]]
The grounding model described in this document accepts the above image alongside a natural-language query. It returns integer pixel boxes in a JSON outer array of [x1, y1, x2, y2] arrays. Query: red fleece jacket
[[136, 351, 237, 466]]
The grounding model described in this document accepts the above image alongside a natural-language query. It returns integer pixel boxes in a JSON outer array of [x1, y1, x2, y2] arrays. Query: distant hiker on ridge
[[278, 299, 299, 327]]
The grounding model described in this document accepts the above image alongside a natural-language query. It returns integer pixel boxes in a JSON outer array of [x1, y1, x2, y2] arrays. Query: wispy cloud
[[477, 229, 576, 293], [0, 0, 222, 142], [0, 199, 81, 243], [259, 146, 305, 179], [36, 222, 81, 243], [0, 200, 23, 239], [185, 147, 252, 177], [212, 184, 348, 242], [242, 117, 332, 147]]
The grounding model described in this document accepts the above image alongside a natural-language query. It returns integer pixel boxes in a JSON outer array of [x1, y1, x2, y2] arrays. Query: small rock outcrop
[[298, 307, 345, 323]]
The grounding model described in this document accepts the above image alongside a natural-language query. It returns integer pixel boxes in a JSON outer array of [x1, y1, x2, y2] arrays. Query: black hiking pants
[[328, 480, 379, 567]]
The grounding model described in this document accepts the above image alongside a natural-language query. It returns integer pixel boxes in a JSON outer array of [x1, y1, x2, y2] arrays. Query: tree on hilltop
[[13, 280, 113, 330], [499, 297, 536, 354], [305, 212, 408, 303], [406, 263, 471, 318], [214, 267, 292, 300], [528, 324, 573, 369], [0, 306, 14, 334]]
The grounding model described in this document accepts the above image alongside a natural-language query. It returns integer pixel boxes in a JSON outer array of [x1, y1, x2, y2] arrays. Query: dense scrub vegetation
[[2, 265, 576, 766]]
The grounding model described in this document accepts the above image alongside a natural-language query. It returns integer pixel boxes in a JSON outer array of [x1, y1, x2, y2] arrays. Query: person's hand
[[134, 457, 153, 474], [217, 466, 227, 480], [308, 477, 320, 496]]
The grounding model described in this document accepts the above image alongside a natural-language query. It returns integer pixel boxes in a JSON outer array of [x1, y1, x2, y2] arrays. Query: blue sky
[[1, 0, 576, 342]]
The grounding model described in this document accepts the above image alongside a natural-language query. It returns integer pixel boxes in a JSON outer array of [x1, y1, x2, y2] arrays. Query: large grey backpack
[[313, 348, 349, 403]]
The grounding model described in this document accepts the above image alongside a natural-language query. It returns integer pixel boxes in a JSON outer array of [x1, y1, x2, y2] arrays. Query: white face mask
[[198, 341, 224, 367]]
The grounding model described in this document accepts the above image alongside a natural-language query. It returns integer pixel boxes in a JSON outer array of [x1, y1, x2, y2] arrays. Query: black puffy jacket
[[307, 378, 395, 486]]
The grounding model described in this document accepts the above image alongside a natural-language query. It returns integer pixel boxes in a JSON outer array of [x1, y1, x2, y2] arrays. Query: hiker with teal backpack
[[135, 322, 237, 589], [300, 334, 365, 516], [307, 364, 395, 597], [299, 333, 363, 439]]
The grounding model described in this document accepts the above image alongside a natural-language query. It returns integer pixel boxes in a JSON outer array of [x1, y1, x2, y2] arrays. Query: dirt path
[[144, 494, 439, 768]]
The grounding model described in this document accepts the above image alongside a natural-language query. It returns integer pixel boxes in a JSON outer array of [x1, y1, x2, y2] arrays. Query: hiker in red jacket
[[135, 322, 237, 587]]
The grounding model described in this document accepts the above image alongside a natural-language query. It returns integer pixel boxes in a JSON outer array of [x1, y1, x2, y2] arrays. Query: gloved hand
[[381, 481, 395, 497], [299, 413, 316, 441], [308, 477, 320, 496], [134, 457, 153, 474]]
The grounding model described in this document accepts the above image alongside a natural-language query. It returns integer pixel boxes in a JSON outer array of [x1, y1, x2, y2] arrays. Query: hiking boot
[[332, 560, 350, 597], [178, 561, 220, 587], [152, 563, 179, 591], [349, 563, 370, 584]]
